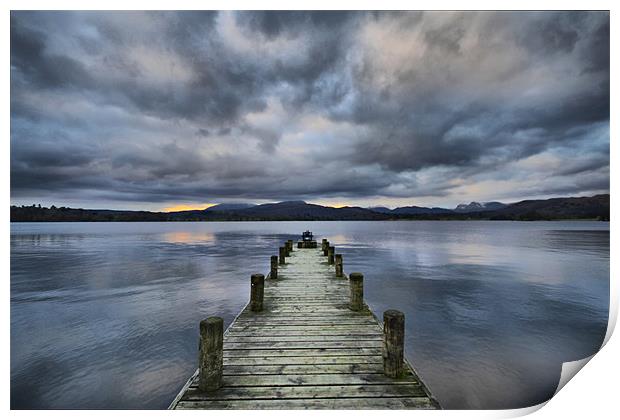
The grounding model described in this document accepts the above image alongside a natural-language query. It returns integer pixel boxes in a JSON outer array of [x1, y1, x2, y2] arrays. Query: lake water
[[10, 221, 609, 409]]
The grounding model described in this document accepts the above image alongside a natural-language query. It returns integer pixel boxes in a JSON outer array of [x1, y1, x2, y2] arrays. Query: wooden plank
[[175, 397, 436, 410], [221, 364, 385, 375], [239, 313, 369, 319], [223, 348, 381, 357], [181, 384, 429, 400], [191, 372, 418, 387], [228, 325, 382, 333], [224, 340, 382, 349], [225, 335, 383, 342], [223, 355, 383, 365], [253, 309, 363, 314], [226, 333, 381, 340], [266, 295, 345, 299], [232, 321, 378, 327]]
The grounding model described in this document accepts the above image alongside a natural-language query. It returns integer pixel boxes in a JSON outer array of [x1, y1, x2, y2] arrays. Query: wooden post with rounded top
[[328, 246, 335, 264], [287, 240, 293, 253], [250, 273, 264, 312], [383, 310, 405, 378], [270, 256, 278, 279], [321, 239, 328, 251], [284, 242, 291, 257], [323, 241, 330, 256], [279, 246, 286, 265], [335, 254, 343, 277], [349, 272, 364, 311], [199, 317, 223, 392]]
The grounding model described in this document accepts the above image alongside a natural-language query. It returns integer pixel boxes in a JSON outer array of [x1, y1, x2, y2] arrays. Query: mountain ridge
[[10, 194, 609, 222], [454, 201, 507, 213]]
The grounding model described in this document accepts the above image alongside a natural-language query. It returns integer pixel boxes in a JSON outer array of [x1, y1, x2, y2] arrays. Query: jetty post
[[284, 242, 291, 257], [328, 246, 335, 264], [321, 238, 327, 251], [279, 246, 286, 265], [270, 256, 278, 279], [323, 241, 330, 256], [335, 254, 343, 277], [250, 273, 265, 312], [287, 240, 293, 254], [383, 310, 405, 378], [349, 272, 364, 311], [198, 317, 223, 392]]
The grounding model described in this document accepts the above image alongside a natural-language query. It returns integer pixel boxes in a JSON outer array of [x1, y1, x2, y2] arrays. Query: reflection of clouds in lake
[[122, 361, 189, 405], [322, 234, 351, 245], [161, 231, 215, 244], [441, 240, 518, 266]]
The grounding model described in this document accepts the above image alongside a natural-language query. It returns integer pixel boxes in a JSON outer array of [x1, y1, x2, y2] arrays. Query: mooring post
[[349, 272, 364, 311], [284, 242, 291, 257], [287, 240, 293, 253], [198, 317, 223, 392], [323, 241, 330, 256], [279, 246, 286, 265], [321, 239, 327, 251], [298, 241, 303, 249], [270, 256, 278, 279], [250, 273, 264, 312], [383, 310, 405, 378], [335, 254, 343, 277], [328, 246, 335, 264]]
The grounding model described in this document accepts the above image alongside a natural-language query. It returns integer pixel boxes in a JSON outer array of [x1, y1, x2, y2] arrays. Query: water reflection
[[11, 221, 608, 409], [161, 231, 216, 244]]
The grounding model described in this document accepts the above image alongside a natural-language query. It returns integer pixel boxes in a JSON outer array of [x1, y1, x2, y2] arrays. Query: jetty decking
[[169, 237, 440, 410]]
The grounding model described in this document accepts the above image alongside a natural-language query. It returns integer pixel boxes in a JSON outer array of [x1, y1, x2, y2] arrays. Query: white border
[[3, 2, 616, 419]]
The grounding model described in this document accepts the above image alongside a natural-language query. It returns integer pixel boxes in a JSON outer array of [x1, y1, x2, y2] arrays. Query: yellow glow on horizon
[[162, 203, 217, 212], [314, 202, 350, 208]]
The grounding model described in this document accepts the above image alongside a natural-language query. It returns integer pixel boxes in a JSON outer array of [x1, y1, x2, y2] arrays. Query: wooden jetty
[[169, 235, 440, 410]]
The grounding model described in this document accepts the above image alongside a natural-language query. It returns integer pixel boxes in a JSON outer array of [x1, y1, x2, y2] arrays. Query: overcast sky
[[10, 11, 609, 211]]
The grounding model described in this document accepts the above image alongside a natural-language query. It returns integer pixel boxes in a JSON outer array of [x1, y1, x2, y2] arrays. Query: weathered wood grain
[[175, 397, 436, 410], [190, 372, 418, 387], [222, 363, 385, 375], [223, 340, 382, 349], [181, 383, 429, 400]]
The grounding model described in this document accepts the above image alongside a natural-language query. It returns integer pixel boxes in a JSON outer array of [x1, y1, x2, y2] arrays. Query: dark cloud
[[10, 17, 93, 90], [518, 12, 582, 55], [236, 11, 355, 38], [10, 11, 610, 208]]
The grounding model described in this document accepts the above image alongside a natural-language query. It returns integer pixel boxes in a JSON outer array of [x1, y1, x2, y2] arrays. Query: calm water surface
[[10, 221, 609, 409]]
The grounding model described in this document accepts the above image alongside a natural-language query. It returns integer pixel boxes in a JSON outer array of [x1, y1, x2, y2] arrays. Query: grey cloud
[[340, 12, 609, 178], [236, 11, 356, 39], [10, 17, 93, 90]]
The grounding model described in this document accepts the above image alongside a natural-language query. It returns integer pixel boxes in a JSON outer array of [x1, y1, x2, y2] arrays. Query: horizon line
[[9, 193, 610, 214]]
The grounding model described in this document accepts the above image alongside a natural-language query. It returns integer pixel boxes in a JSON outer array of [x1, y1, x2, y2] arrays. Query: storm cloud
[[10, 11, 609, 209]]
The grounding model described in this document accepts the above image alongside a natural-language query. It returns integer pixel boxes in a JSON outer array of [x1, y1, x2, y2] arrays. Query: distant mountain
[[480, 194, 609, 220], [367, 206, 393, 214], [391, 206, 454, 215], [207, 203, 256, 212], [225, 201, 388, 220], [454, 201, 507, 213], [367, 205, 454, 215], [10, 195, 609, 222]]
